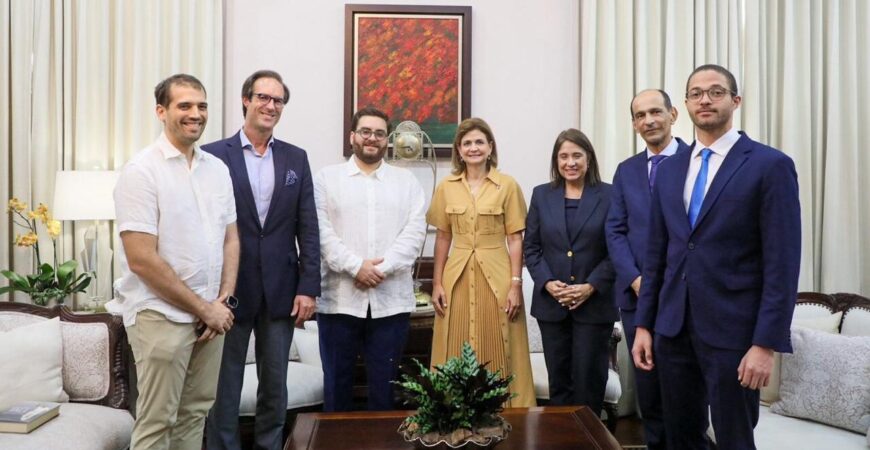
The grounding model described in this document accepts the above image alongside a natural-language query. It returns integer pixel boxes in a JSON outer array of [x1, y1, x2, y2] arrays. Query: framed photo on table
[[344, 4, 472, 157]]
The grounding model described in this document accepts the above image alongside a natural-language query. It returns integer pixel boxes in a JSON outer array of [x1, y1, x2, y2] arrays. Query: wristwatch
[[511, 276, 522, 284]]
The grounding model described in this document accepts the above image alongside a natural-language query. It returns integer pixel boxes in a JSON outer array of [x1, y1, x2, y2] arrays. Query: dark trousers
[[537, 317, 613, 414], [621, 308, 667, 450], [207, 307, 294, 450], [317, 311, 410, 412], [654, 306, 760, 450]]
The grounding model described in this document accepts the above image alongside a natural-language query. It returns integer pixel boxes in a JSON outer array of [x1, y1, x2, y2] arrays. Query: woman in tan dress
[[426, 117, 535, 407]]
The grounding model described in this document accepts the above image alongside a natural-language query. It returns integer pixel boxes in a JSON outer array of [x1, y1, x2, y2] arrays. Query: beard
[[352, 140, 387, 164]]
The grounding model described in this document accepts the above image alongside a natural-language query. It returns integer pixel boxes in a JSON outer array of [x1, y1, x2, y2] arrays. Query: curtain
[[579, 0, 870, 293], [1, 0, 223, 303]]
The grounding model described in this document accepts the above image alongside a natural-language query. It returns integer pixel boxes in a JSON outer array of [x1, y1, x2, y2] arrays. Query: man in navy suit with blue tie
[[204, 70, 320, 450], [606, 89, 689, 450], [632, 65, 801, 449]]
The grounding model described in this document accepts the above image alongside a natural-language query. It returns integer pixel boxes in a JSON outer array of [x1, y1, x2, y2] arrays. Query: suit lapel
[[570, 184, 601, 243], [547, 186, 571, 245], [691, 135, 751, 233], [226, 134, 261, 230], [262, 142, 287, 232]]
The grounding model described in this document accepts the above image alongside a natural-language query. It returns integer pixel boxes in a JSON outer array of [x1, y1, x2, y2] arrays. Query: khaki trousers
[[127, 309, 224, 450]]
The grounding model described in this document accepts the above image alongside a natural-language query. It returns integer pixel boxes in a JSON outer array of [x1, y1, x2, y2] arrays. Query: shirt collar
[[693, 127, 740, 158], [646, 136, 679, 159], [239, 129, 274, 156], [446, 168, 503, 187], [157, 132, 204, 161], [344, 155, 387, 180]]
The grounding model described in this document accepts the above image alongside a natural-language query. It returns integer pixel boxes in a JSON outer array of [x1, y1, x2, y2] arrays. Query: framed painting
[[344, 4, 472, 157]]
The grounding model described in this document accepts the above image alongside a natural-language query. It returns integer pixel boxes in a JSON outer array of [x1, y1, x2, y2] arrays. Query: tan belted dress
[[426, 169, 536, 407]]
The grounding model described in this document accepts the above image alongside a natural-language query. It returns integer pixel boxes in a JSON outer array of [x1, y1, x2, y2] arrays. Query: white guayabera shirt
[[314, 155, 427, 319], [112, 132, 236, 327]]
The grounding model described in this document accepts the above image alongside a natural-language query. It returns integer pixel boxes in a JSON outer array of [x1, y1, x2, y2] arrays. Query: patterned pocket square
[[285, 169, 298, 186]]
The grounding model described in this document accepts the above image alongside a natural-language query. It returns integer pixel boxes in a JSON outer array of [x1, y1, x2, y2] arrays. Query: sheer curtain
[[579, 0, 869, 293], [1, 0, 223, 303]]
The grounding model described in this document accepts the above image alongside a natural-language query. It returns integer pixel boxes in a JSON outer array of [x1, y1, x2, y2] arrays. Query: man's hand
[[291, 295, 316, 326], [196, 294, 234, 342], [505, 284, 523, 321], [632, 326, 655, 371], [355, 257, 385, 288], [431, 283, 448, 317], [737, 345, 774, 390], [631, 276, 642, 296]]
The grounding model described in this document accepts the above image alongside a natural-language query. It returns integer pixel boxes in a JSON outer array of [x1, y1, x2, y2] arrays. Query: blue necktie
[[688, 148, 712, 228], [648, 154, 667, 192]]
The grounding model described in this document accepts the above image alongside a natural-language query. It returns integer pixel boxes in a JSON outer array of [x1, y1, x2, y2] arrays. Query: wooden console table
[[284, 406, 621, 449]]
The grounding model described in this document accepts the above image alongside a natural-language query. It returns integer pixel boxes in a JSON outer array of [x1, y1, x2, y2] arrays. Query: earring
[[487, 155, 492, 161]]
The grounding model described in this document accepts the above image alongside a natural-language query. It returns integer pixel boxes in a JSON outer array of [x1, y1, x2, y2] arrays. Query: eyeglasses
[[354, 128, 388, 140], [686, 86, 734, 102], [252, 92, 285, 108]]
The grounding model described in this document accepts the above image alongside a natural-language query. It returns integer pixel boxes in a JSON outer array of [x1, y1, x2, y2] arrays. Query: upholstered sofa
[[709, 292, 870, 449], [0, 302, 133, 450]]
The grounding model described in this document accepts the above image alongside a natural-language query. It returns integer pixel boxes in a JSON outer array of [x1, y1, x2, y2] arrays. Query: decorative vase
[[398, 415, 511, 449]]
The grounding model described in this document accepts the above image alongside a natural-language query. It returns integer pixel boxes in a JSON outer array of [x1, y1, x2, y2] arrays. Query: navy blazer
[[635, 132, 801, 352], [202, 133, 321, 323], [605, 138, 690, 315], [524, 182, 617, 324]]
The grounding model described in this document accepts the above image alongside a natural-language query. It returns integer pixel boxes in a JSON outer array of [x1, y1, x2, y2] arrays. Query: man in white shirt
[[314, 107, 427, 411], [113, 73, 239, 450]]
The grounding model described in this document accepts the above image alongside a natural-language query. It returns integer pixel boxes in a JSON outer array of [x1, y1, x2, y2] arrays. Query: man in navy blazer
[[633, 65, 801, 450], [204, 70, 320, 450], [606, 89, 689, 450]]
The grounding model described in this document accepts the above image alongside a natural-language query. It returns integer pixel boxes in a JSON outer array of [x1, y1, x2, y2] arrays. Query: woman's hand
[[431, 283, 448, 317], [505, 283, 524, 321], [566, 283, 596, 310], [545, 280, 568, 299]]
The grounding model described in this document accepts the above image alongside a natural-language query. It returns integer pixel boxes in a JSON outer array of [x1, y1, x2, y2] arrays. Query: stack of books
[[0, 402, 60, 434]]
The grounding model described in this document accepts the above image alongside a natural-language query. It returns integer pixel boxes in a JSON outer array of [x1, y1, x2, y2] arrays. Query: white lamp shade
[[52, 171, 119, 220]]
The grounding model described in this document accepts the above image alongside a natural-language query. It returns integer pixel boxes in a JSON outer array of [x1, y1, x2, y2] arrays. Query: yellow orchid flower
[[14, 232, 38, 247], [46, 219, 62, 239], [6, 198, 27, 213]]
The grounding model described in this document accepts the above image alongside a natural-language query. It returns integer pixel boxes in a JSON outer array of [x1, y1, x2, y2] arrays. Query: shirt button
[[570, 275, 575, 281], [688, 242, 695, 250], [567, 250, 574, 257]]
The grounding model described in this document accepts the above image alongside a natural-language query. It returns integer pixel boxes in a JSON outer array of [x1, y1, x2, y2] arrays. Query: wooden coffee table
[[284, 406, 621, 449]]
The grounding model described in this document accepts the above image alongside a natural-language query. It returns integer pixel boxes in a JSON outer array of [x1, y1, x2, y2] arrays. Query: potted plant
[[395, 342, 513, 448], [1, 198, 92, 305]]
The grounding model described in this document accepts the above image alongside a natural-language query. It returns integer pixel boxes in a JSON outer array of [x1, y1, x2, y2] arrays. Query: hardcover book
[[0, 402, 60, 434]]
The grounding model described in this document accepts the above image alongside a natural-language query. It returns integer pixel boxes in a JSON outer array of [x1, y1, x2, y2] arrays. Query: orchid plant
[[1, 198, 92, 305]]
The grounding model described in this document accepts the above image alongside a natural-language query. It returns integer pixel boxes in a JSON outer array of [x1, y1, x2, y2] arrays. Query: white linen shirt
[[314, 156, 427, 319], [112, 133, 237, 327]]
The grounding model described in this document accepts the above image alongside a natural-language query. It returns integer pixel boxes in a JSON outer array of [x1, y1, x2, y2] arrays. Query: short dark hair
[[550, 128, 601, 187], [241, 70, 290, 118], [686, 64, 739, 96], [630, 89, 673, 117], [451, 118, 498, 175], [154, 74, 206, 107], [351, 106, 391, 133]]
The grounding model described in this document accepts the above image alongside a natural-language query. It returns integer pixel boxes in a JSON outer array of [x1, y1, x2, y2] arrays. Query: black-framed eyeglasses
[[252, 92, 285, 107], [354, 128, 388, 140], [686, 86, 734, 102]]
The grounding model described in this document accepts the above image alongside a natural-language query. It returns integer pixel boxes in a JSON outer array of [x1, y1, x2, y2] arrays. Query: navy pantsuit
[[523, 182, 617, 414], [203, 133, 321, 450], [636, 132, 801, 449], [605, 138, 689, 449]]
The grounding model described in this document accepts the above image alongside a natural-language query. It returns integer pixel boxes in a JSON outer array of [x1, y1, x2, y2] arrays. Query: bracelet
[[511, 276, 522, 284]]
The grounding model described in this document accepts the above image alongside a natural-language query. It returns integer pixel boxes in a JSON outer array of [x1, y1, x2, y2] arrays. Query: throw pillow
[[0, 317, 69, 410], [770, 326, 870, 433], [760, 311, 842, 404], [841, 307, 870, 337]]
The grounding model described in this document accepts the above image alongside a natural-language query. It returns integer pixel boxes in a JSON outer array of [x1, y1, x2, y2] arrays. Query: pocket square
[[285, 169, 298, 186]]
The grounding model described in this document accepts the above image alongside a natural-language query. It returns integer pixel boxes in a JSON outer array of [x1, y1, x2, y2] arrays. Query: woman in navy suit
[[523, 128, 617, 413]]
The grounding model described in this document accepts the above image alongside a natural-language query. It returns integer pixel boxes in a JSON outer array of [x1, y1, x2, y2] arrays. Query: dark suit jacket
[[203, 133, 321, 323], [605, 138, 690, 317], [524, 182, 617, 324], [635, 132, 801, 352]]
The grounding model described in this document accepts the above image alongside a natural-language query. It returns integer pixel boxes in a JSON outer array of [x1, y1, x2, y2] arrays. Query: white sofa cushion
[[841, 307, 870, 337], [761, 311, 842, 404], [771, 326, 870, 433], [60, 321, 111, 401], [0, 402, 133, 450], [238, 362, 324, 415], [0, 316, 68, 410], [294, 326, 322, 368], [754, 405, 868, 450]]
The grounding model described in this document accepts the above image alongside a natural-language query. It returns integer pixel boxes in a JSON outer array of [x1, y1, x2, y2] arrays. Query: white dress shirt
[[112, 133, 237, 327], [646, 136, 680, 175], [683, 128, 741, 211], [239, 129, 275, 226], [314, 156, 427, 319]]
